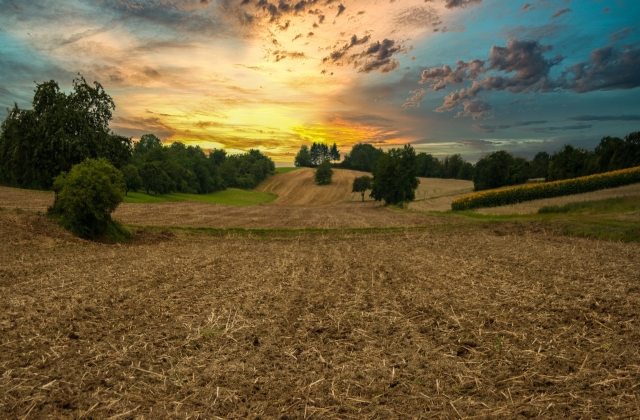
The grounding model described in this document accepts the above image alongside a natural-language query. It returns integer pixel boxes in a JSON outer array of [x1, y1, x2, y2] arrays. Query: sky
[[1, 0, 639, 165]]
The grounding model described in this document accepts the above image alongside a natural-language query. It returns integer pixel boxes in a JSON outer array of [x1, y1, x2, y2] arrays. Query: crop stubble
[[1, 210, 640, 418]]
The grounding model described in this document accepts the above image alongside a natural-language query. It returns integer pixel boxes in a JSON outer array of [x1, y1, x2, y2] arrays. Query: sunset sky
[[1, 0, 639, 165]]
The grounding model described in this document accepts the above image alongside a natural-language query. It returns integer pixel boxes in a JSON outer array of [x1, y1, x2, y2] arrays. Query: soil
[[2, 209, 640, 419]]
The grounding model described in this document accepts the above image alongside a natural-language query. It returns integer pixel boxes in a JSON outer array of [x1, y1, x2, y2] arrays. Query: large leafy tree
[[370, 145, 419, 205], [473, 150, 515, 191], [341, 143, 384, 172], [294, 145, 312, 167], [0, 75, 132, 189]]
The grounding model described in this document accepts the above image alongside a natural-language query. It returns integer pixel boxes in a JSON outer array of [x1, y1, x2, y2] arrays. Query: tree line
[[329, 132, 640, 192], [0, 76, 275, 195]]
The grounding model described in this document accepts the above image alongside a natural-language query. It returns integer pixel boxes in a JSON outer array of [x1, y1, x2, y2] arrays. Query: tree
[[370, 145, 419, 205], [531, 151, 550, 179], [294, 145, 312, 167], [547, 145, 596, 181], [140, 161, 173, 195], [352, 176, 373, 201], [330, 143, 341, 162], [121, 164, 143, 195], [133, 133, 163, 155], [0, 75, 131, 189], [341, 143, 384, 172], [314, 159, 333, 185], [50, 158, 128, 240], [473, 150, 515, 191]]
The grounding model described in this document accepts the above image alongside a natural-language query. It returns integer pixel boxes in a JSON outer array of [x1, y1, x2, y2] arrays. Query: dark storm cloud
[[336, 4, 345, 17], [550, 8, 571, 19], [562, 44, 640, 93], [568, 115, 640, 122], [417, 40, 640, 118]]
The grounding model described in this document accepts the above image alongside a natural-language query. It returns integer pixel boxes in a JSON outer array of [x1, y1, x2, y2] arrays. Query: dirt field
[[476, 183, 640, 215], [409, 179, 474, 212], [255, 168, 371, 206], [2, 209, 640, 419]]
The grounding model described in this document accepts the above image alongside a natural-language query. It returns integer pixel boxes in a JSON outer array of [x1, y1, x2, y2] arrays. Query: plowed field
[[2, 210, 640, 418]]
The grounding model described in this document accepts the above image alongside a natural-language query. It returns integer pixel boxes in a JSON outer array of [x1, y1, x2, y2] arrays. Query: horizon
[[1, 0, 639, 166]]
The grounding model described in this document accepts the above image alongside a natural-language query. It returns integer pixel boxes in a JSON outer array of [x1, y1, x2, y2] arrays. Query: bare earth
[[2, 211, 640, 418]]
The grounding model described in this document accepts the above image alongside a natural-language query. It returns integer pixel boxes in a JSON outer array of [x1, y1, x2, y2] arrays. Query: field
[[476, 183, 640, 215], [2, 171, 640, 418]]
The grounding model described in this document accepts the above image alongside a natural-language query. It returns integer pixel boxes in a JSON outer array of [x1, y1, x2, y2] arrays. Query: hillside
[[255, 168, 370, 206]]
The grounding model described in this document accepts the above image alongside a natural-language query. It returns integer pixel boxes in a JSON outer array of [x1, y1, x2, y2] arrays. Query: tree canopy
[[294, 142, 340, 167], [314, 159, 333, 185], [352, 175, 373, 201], [0, 75, 132, 189], [371, 145, 419, 205]]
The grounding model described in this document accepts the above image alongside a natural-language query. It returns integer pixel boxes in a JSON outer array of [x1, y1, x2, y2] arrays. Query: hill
[[254, 168, 370, 206]]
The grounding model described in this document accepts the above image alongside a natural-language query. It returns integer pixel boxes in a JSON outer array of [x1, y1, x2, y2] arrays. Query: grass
[[538, 195, 640, 214], [123, 188, 277, 206], [275, 167, 300, 174]]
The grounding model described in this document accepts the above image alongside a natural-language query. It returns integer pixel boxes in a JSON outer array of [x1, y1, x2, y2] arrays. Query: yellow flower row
[[451, 166, 640, 210]]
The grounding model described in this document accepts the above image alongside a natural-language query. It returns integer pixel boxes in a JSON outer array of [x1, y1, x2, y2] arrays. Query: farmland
[[1, 170, 640, 418]]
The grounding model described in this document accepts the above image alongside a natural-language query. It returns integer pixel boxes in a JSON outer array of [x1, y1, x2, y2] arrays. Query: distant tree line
[[337, 132, 640, 192], [0, 76, 276, 195], [294, 142, 340, 167], [338, 143, 474, 181]]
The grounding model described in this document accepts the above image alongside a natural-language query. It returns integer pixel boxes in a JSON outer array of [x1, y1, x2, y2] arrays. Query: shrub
[[314, 160, 333, 185], [50, 158, 129, 240], [452, 166, 640, 210]]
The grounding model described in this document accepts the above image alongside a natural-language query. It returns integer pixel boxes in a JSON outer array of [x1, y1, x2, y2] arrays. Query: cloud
[[425, 0, 483, 9], [472, 124, 511, 133], [356, 39, 403, 73], [550, 8, 571, 19], [336, 4, 346, 17], [402, 88, 426, 108], [515, 120, 547, 126], [323, 36, 404, 74], [521, 3, 532, 12], [416, 40, 640, 116], [454, 100, 492, 120], [528, 123, 592, 133], [610, 27, 636, 42], [562, 43, 640, 92], [394, 6, 441, 29], [568, 115, 640, 122]]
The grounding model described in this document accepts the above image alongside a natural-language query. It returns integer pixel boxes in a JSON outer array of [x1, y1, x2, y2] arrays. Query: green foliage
[[294, 145, 312, 167], [547, 145, 597, 181], [452, 166, 640, 210], [352, 175, 373, 201], [314, 160, 333, 185], [121, 164, 142, 195], [299, 142, 341, 166], [341, 143, 384, 172], [129, 137, 272, 194], [50, 158, 129, 240], [0, 76, 132, 189], [371, 145, 419, 205]]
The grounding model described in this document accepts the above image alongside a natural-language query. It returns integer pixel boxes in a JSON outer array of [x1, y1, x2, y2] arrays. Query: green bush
[[314, 160, 333, 185], [452, 166, 640, 210], [50, 158, 129, 240]]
